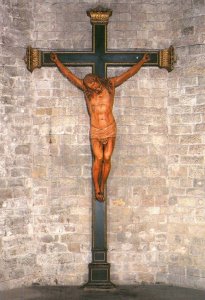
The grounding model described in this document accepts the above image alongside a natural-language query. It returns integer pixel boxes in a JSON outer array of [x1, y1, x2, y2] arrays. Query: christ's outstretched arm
[[110, 53, 150, 87], [50, 53, 85, 91]]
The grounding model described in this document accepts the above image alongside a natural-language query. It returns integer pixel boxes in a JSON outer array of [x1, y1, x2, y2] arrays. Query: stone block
[[193, 0, 204, 6], [168, 166, 187, 177], [181, 114, 202, 124], [32, 167, 47, 179], [178, 197, 196, 207], [170, 125, 192, 135], [181, 156, 204, 164], [195, 123, 205, 132], [180, 135, 202, 144], [194, 105, 205, 113], [15, 145, 30, 155], [35, 108, 52, 115], [138, 272, 154, 283]]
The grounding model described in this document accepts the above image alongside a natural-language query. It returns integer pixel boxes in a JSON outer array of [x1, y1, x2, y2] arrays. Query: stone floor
[[0, 285, 205, 300]]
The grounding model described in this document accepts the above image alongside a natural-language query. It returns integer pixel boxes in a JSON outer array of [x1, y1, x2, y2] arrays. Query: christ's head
[[83, 74, 102, 92]]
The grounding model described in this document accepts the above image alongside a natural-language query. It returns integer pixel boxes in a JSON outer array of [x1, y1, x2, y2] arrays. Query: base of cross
[[84, 262, 116, 290]]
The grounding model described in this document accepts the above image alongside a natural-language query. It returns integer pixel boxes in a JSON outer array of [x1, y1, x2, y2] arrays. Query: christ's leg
[[100, 137, 116, 197], [91, 139, 104, 202]]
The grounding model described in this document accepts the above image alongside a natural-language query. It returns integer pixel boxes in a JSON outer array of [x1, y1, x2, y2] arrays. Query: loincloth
[[90, 122, 117, 145]]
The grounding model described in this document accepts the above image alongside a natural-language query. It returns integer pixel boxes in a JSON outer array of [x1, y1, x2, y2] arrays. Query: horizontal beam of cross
[[25, 23, 175, 77]]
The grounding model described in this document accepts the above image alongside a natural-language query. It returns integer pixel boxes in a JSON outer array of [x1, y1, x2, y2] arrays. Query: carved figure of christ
[[50, 52, 150, 201]]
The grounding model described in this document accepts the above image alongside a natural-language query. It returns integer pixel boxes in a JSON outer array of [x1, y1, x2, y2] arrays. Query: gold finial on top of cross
[[87, 6, 112, 25]]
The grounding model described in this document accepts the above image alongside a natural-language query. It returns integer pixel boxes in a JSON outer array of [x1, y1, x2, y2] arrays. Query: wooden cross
[[25, 7, 175, 289]]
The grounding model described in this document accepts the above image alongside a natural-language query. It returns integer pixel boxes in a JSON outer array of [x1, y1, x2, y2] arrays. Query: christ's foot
[[96, 191, 104, 202]]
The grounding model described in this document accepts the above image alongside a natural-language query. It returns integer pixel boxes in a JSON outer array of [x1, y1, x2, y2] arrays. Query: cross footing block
[[84, 262, 115, 289]]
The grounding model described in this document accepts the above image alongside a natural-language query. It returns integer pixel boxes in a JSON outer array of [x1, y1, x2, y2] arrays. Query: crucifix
[[25, 7, 176, 289]]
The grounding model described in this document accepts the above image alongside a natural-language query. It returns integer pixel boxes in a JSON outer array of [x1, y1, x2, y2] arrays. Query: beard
[[94, 86, 103, 94]]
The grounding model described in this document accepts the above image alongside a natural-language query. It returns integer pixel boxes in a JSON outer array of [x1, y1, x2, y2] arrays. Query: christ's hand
[[50, 52, 58, 63], [142, 53, 150, 63]]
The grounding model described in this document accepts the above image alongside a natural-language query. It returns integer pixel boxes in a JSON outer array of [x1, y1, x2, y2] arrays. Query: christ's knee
[[104, 153, 112, 163], [94, 154, 103, 164]]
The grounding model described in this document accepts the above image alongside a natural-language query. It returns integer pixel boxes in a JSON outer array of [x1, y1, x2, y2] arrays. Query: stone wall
[[1, 0, 38, 290], [166, 0, 205, 289], [0, 0, 205, 290]]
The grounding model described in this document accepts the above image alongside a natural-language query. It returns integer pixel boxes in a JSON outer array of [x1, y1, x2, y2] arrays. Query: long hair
[[83, 74, 112, 100]]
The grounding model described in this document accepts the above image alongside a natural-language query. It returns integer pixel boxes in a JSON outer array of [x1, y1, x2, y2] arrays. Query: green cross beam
[[25, 7, 176, 289]]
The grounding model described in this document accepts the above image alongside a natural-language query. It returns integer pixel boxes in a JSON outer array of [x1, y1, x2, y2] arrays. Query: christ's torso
[[85, 85, 115, 129]]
